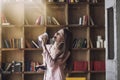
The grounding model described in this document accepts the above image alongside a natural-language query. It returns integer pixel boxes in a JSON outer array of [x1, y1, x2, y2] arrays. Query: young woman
[[39, 28, 72, 80]]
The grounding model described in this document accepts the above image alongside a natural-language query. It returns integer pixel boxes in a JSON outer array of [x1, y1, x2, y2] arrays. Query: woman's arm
[[41, 39, 55, 61]]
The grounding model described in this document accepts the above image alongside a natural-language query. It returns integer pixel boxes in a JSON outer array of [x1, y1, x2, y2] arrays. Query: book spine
[[4, 40, 10, 48], [52, 17, 60, 25], [21, 38, 24, 48], [32, 40, 39, 48]]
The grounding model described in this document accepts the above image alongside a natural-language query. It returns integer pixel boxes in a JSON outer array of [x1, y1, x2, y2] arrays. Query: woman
[[40, 28, 72, 80]]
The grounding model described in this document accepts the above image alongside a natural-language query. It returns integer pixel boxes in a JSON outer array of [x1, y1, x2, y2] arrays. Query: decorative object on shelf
[[96, 35, 104, 48]]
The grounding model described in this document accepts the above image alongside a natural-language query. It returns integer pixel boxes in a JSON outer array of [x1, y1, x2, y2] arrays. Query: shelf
[[68, 24, 89, 28], [90, 71, 105, 73], [69, 71, 88, 74], [1, 71, 45, 74], [46, 25, 67, 27], [90, 48, 105, 51], [24, 25, 45, 27], [2, 71, 22, 74], [68, 2, 89, 5], [72, 48, 89, 51], [23, 48, 43, 51], [89, 25, 105, 28], [24, 71, 44, 74], [1, 48, 23, 51], [47, 2, 67, 5], [90, 2, 104, 6], [1, 48, 43, 51], [1, 25, 16, 27]]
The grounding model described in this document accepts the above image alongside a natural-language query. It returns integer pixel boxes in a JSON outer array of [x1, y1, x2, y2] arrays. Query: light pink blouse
[[43, 45, 70, 80]]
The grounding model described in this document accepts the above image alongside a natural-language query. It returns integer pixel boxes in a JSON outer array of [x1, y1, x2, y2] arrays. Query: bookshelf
[[0, 0, 105, 80]]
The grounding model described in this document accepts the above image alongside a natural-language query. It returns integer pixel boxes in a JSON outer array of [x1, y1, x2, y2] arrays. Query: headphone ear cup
[[58, 42, 64, 50]]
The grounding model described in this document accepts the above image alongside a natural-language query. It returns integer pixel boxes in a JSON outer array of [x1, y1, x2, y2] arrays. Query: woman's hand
[[41, 39, 46, 53]]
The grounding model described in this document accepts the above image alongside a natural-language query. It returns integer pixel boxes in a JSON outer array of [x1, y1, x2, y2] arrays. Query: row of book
[[47, 16, 60, 25], [48, 0, 87, 3], [74, 61, 88, 71], [90, 61, 105, 71], [79, 15, 95, 26], [2, 0, 42, 3], [90, 0, 103, 3], [4, 38, 88, 49], [1, 13, 95, 26], [25, 61, 41, 72], [2, 61, 22, 72], [72, 38, 87, 48], [79, 15, 88, 26], [67, 0, 87, 3], [48, 0, 102, 3], [73, 61, 105, 71], [3, 38, 23, 48]]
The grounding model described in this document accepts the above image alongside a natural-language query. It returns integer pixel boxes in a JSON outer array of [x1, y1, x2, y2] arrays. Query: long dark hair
[[63, 28, 73, 71], [63, 28, 72, 54]]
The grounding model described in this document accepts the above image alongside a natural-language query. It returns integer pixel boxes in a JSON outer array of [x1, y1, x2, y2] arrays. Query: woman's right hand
[[41, 39, 45, 48]]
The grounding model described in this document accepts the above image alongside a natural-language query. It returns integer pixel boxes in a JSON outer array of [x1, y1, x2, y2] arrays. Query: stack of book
[[73, 61, 88, 71], [90, 61, 105, 71]]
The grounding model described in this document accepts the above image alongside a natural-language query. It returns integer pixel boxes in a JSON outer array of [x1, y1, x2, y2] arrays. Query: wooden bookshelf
[[0, 0, 105, 80]]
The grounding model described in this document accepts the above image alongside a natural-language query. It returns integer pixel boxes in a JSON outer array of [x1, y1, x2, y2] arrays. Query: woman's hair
[[63, 28, 72, 53], [63, 28, 73, 71]]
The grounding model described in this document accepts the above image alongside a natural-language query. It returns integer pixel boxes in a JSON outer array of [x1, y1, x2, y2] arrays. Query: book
[[25, 40, 32, 48], [47, 16, 52, 25], [79, 17, 82, 25], [32, 40, 39, 48], [89, 16, 95, 26], [35, 16, 44, 25], [1, 13, 10, 25], [74, 61, 88, 71], [4, 40, 10, 48], [21, 38, 24, 48], [5, 63, 12, 71], [72, 38, 77, 48], [89, 39, 93, 48], [30, 61, 36, 71], [82, 15, 88, 26], [52, 17, 60, 25], [25, 61, 31, 71]]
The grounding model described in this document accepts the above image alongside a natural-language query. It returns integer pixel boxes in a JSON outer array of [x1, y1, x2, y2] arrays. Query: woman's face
[[53, 29, 64, 43]]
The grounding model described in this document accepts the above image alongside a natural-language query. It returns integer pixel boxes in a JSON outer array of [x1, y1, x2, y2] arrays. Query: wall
[[105, 0, 118, 80], [116, 0, 120, 80]]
